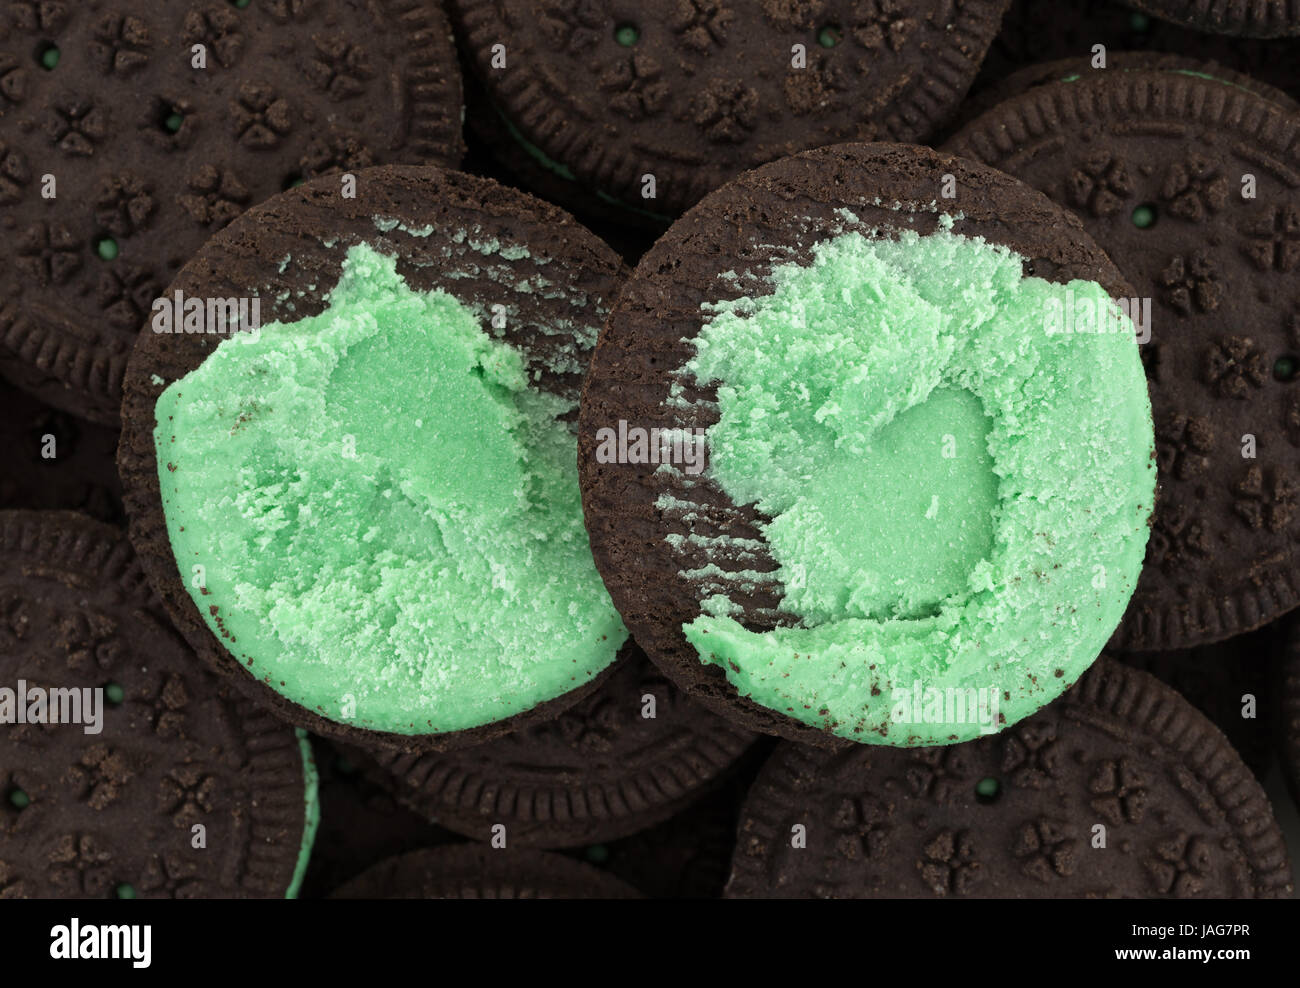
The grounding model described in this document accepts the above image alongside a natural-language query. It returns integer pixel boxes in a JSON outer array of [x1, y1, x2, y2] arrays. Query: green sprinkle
[[95, 238, 119, 261], [817, 25, 842, 48], [8, 788, 30, 810], [614, 24, 639, 47], [1131, 204, 1156, 229], [1129, 12, 1150, 31], [231, 0, 251, 8], [1275, 356, 1297, 382], [39, 45, 60, 70], [115, 883, 137, 899], [164, 112, 184, 133], [105, 682, 126, 705]]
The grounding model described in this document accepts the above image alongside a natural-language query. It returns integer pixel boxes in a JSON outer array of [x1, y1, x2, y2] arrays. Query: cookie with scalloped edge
[[0, 510, 316, 898], [726, 658, 1293, 898], [348, 646, 757, 848], [0, 0, 463, 423], [450, 0, 1011, 218]]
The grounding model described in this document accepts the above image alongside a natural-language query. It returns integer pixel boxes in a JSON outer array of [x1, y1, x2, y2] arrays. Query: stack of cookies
[[3, 0, 1298, 899]]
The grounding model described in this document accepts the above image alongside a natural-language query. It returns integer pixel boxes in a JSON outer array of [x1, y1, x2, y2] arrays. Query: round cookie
[[459, 68, 672, 236], [118, 165, 629, 752], [0, 0, 464, 424], [975, 1, 1300, 102], [1117, 625, 1278, 779], [450, 0, 1012, 217], [0, 510, 316, 898], [568, 740, 771, 898], [579, 141, 1154, 748], [726, 658, 1294, 898], [0, 379, 122, 523], [958, 51, 1300, 129], [1124, 0, 1300, 38], [330, 844, 640, 898], [946, 71, 1300, 651], [349, 645, 756, 847]]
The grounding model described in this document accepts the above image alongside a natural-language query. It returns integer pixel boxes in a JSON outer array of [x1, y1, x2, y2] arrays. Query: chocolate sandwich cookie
[[570, 739, 772, 898], [726, 658, 1294, 898], [1124, 0, 1300, 38], [457, 93, 663, 265], [0, 0, 464, 424], [118, 165, 630, 751], [458, 68, 673, 244], [0, 510, 316, 898], [1118, 625, 1278, 779], [350, 646, 756, 847], [976, 1, 1300, 102], [450, 0, 1012, 218], [580, 142, 1155, 747], [0, 379, 122, 523], [958, 51, 1300, 129], [298, 738, 455, 899], [946, 72, 1300, 650], [331, 844, 640, 898]]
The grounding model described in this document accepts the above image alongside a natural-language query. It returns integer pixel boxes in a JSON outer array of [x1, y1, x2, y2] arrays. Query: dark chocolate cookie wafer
[[579, 141, 1141, 748], [0, 0, 463, 423], [450, 0, 1011, 217], [958, 51, 1299, 129], [1125, 0, 1300, 38], [726, 658, 1293, 898], [1118, 625, 1278, 779], [568, 738, 772, 898], [976, 1, 1300, 102], [457, 77, 663, 263], [0, 510, 315, 898], [298, 737, 455, 899], [351, 646, 756, 847], [0, 379, 122, 523], [331, 844, 640, 898], [946, 72, 1300, 650], [458, 66, 671, 238], [119, 164, 628, 753]]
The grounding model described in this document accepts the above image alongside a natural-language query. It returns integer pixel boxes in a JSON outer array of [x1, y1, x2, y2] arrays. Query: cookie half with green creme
[[450, 0, 1012, 219], [118, 165, 629, 750], [579, 142, 1156, 747]]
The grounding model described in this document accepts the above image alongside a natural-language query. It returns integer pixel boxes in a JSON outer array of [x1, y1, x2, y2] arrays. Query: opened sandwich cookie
[[579, 142, 1156, 747], [119, 165, 630, 751]]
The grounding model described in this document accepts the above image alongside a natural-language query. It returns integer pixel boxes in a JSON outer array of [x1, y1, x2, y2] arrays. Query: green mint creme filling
[[287, 728, 318, 899], [677, 226, 1154, 744], [155, 244, 626, 735]]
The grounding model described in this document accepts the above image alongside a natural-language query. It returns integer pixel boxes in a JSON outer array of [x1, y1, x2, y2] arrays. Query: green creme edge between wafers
[[666, 212, 1156, 744], [152, 242, 627, 737], [288, 728, 320, 899]]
